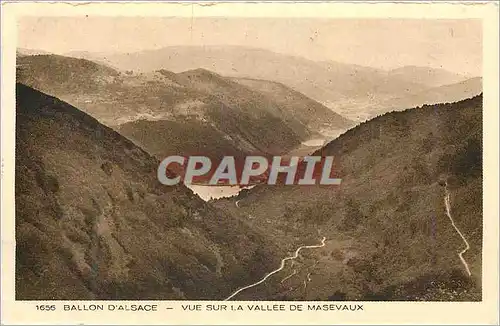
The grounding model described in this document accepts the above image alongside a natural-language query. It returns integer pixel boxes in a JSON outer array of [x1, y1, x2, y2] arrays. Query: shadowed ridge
[[16, 82, 155, 166], [15, 84, 280, 300]]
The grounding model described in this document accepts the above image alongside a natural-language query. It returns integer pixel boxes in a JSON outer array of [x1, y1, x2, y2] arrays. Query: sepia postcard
[[1, 1, 499, 325]]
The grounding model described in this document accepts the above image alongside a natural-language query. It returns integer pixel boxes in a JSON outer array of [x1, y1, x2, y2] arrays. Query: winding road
[[224, 237, 327, 300], [444, 182, 472, 277], [225, 181, 472, 301]]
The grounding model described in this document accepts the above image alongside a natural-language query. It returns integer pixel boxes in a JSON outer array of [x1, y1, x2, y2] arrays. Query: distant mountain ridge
[[378, 77, 482, 113], [388, 65, 470, 88], [63, 45, 476, 122], [17, 54, 354, 162], [21, 48, 479, 124]]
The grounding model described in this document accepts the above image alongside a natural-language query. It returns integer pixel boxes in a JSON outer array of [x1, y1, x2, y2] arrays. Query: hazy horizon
[[18, 17, 482, 76], [17, 44, 482, 78]]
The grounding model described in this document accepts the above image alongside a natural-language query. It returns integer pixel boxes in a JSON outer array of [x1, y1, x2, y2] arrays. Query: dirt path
[[444, 182, 472, 277]]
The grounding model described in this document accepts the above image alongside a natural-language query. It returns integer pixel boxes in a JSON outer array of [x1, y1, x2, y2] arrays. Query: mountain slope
[[17, 54, 339, 158], [116, 117, 249, 161], [231, 77, 352, 132], [163, 68, 312, 149], [214, 95, 483, 301], [15, 83, 280, 300], [16, 54, 120, 95]]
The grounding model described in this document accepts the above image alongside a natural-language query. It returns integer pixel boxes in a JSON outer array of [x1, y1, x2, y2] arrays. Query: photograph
[[13, 15, 485, 303], [4, 1, 500, 324]]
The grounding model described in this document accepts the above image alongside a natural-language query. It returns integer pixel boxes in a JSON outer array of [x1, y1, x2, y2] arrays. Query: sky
[[18, 17, 482, 76]]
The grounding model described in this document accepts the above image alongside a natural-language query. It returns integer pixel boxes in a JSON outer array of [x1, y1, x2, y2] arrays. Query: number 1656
[[36, 305, 56, 311]]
